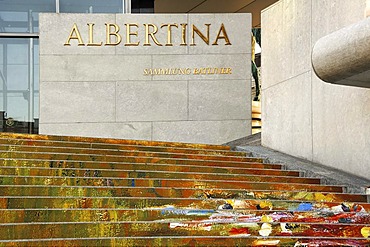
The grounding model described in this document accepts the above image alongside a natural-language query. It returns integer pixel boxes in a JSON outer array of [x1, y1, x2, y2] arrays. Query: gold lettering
[[226, 68, 232, 74], [105, 23, 122, 46], [144, 24, 162, 46], [213, 23, 231, 45], [64, 23, 84, 46], [125, 23, 140, 46], [180, 24, 187, 46], [191, 24, 211, 46], [161, 24, 178, 46], [87, 23, 102, 46]]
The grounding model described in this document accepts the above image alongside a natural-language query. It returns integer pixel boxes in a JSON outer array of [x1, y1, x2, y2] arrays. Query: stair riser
[[0, 146, 251, 163], [0, 167, 314, 185], [0, 222, 367, 240], [0, 176, 320, 189], [2, 197, 369, 211], [0, 176, 341, 192], [0, 175, 343, 193], [0, 186, 365, 202], [1, 238, 369, 247], [0, 139, 245, 156], [0, 153, 267, 168], [1, 209, 369, 224], [0, 160, 297, 177], [0, 133, 231, 150]]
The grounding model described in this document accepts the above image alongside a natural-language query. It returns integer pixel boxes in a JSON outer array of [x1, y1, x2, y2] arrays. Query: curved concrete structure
[[312, 17, 370, 88]]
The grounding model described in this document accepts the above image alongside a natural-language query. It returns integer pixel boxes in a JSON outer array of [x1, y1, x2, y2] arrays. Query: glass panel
[[0, 38, 39, 134], [0, 0, 55, 33], [132, 0, 154, 13], [60, 0, 123, 13]]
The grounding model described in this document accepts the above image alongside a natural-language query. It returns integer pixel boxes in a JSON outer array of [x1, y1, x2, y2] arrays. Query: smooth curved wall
[[261, 0, 370, 179]]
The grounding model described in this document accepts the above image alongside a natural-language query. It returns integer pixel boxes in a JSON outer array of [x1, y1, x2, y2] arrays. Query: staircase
[[0, 133, 369, 246]]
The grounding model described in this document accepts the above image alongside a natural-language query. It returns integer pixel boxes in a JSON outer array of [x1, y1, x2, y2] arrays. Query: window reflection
[[0, 0, 55, 33], [60, 0, 122, 13], [0, 38, 39, 124]]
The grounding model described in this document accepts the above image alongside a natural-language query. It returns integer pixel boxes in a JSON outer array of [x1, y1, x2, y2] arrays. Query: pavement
[[224, 133, 370, 196]]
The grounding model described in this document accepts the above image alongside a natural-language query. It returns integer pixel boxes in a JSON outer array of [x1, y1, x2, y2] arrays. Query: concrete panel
[[39, 13, 252, 144], [312, 72, 370, 179], [39, 13, 116, 55], [115, 14, 189, 55], [151, 54, 249, 81], [188, 13, 251, 54], [40, 81, 115, 123], [153, 120, 250, 144], [262, 72, 312, 159], [40, 54, 151, 82], [40, 122, 152, 140], [189, 80, 250, 120], [261, 1, 284, 89], [116, 80, 188, 121], [289, 0, 312, 77], [312, 0, 365, 42]]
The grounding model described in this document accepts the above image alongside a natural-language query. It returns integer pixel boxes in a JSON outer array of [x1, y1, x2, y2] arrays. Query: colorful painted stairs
[[0, 133, 369, 246]]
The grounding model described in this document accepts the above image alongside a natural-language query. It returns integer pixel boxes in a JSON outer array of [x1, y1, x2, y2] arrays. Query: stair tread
[[2, 196, 369, 211], [0, 152, 266, 167], [0, 166, 305, 180], [0, 142, 247, 156], [0, 145, 251, 162], [0, 174, 320, 187], [0, 133, 368, 244], [0, 185, 364, 202], [0, 158, 283, 170], [0, 133, 230, 150]]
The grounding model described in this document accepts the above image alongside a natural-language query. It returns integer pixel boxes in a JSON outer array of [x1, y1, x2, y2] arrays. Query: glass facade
[[0, 0, 153, 134]]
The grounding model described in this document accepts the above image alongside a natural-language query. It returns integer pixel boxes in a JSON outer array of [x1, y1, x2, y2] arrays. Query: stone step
[[1, 237, 369, 247], [0, 221, 368, 240], [2, 196, 369, 211], [1, 208, 369, 224], [0, 185, 365, 202], [0, 152, 265, 168], [0, 173, 320, 186], [0, 166, 296, 181], [0, 175, 341, 192], [0, 158, 286, 176], [1, 133, 368, 246], [0, 145, 251, 162], [0, 133, 230, 150], [0, 159, 296, 177], [0, 138, 246, 157]]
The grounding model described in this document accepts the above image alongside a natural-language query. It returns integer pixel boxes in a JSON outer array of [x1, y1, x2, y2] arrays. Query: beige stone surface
[[312, 17, 370, 87], [187, 13, 251, 55], [39, 13, 252, 144], [40, 81, 116, 123], [153, 120, 250, 144], [116, 80, 188, 121], [262, 0, 370, 179], [40, 55, 152, 82], [189, 80, 250, 121], [312, 72, 370, 178], [262, 72, 313, 160], [40, 122, 152, 140], [115, 14, 189, 55], [40, 13, 116, 55], [151, 54, 249, 81]]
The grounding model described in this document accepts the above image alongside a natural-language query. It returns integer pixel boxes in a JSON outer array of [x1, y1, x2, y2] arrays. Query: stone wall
[[39, 13, 251, 144], [261, 0, 370, 179]]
